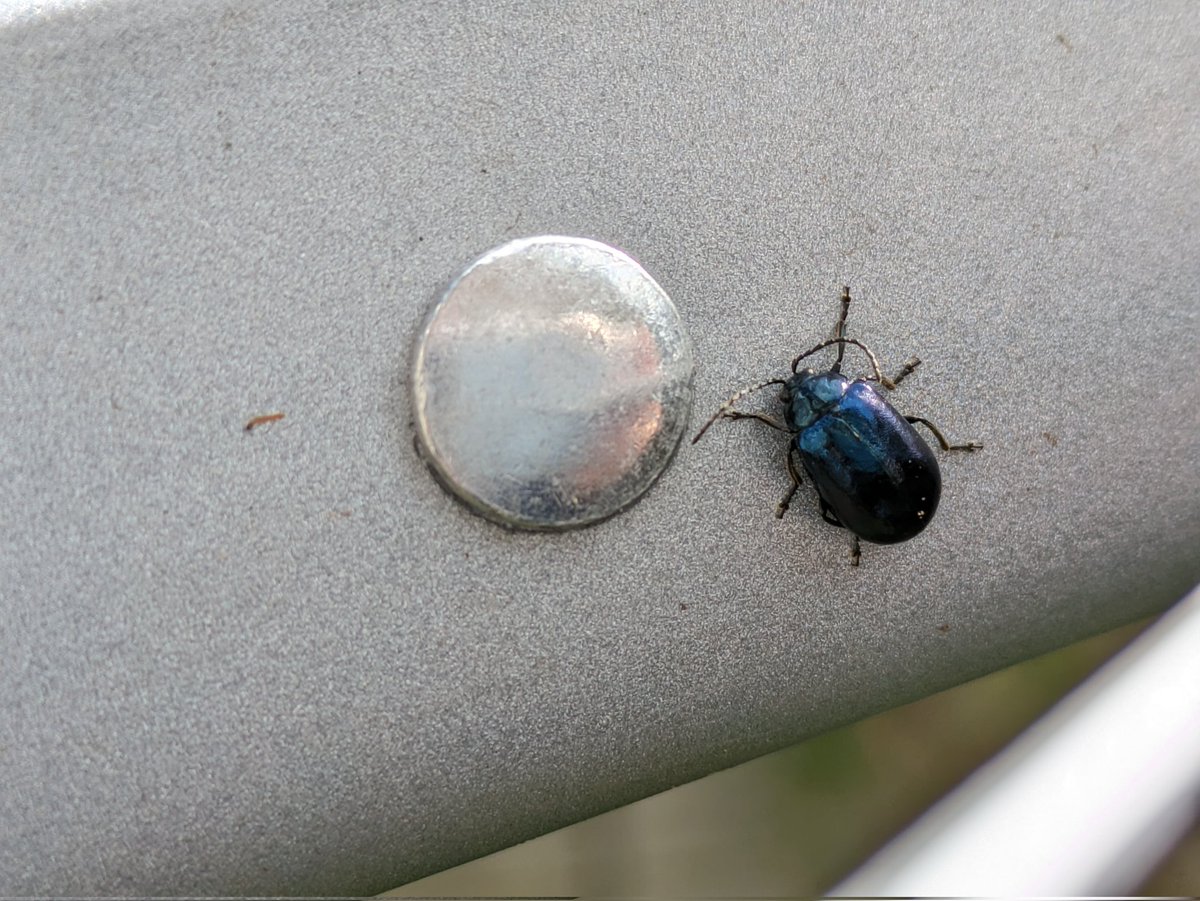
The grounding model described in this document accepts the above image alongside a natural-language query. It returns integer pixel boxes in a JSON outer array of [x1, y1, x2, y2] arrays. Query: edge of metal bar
[[832, 581, 1200, 896]]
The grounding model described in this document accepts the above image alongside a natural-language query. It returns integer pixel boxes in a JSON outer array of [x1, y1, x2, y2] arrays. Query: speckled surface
[[1, 1, 1197, 895]]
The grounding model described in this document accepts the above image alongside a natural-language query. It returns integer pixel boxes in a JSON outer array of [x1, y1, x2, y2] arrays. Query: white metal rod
[[832, 582, 1200, 896]]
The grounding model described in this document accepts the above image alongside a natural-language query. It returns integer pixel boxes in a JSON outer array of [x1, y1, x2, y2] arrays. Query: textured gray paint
[[1, 0, 1197, 895]]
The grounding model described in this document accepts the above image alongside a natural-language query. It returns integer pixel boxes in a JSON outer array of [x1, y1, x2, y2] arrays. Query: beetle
[[693, 286, 981, 565]]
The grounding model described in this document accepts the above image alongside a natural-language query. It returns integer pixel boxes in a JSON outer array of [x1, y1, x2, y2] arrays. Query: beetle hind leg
[[906, 416, 983, 452], [820, 499, 862, 564], [818, 497, 845, 528]]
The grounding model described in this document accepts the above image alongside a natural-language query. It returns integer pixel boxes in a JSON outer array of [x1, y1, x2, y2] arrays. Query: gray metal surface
[[1, 1, 1197, 895]]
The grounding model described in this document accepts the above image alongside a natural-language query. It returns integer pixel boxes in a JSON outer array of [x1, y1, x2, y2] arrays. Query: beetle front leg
[[906, 416, 983, 452], [849, 535, 861, 566], [832, 285, 852, 370], [888, 356, 922, 389], [724, 410, 790, 433]]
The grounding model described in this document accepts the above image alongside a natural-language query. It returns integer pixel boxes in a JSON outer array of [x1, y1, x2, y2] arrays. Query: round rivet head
[[412, 236, 694, 530]]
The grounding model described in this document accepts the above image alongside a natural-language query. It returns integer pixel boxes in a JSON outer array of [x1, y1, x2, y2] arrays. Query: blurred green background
[[387, 615, 1198, 896]]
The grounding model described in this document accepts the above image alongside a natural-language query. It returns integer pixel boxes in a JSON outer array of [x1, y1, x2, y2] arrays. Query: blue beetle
[[694, 287, 980, 565]]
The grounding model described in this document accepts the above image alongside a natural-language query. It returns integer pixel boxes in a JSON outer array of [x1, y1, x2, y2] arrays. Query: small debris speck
[[245, 412, 285, 432]]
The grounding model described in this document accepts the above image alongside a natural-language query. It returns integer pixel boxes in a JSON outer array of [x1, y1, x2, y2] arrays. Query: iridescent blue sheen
[[784, 369, 940, 544]]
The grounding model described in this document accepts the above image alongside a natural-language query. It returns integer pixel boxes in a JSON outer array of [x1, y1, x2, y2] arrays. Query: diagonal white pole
[[832, 582, 1200, 896]]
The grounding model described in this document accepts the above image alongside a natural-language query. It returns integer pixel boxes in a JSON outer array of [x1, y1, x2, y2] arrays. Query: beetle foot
[[849, 536, 861, 566]]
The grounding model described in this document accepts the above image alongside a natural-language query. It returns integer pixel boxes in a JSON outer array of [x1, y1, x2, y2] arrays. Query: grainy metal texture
[[1, 0, 1197, 895], [412, 236, 692, 530]]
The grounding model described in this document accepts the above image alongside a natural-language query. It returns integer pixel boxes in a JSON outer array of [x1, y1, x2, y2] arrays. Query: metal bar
[[832, 582, 1200, 896]]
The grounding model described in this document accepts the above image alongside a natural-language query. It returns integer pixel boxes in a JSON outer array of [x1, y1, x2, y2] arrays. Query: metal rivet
[[412, 236, 694, 530]]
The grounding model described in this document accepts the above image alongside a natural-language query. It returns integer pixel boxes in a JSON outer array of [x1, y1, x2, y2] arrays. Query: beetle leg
[[906, 416, 983, 452], [692, 378, 789, 444], [818, 497, 844, 528], [724, 410, 790, 433], [887, 355, 922, 389], [816, 496, 862, 566], [775, 446, 804, 518], [832, 285, 852, 370]]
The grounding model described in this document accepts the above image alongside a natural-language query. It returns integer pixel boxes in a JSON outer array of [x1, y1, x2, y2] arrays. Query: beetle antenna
[[791, 337, 893, 387], [692, 378, 789, 444]]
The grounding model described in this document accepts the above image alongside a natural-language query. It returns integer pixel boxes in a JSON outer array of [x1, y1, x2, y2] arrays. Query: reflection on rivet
[[412, 236, 694, 530]]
